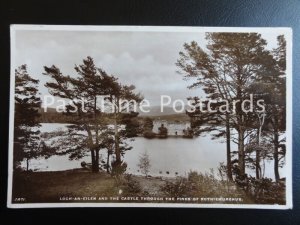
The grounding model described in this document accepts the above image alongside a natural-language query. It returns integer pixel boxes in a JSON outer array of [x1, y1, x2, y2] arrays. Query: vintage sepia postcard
[[8, 25, 292, 209]]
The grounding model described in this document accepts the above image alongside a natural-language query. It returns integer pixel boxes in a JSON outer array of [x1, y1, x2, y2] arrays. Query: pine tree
[[14, 65, 42, 171], [43, 56, 142, 173], [271, 35, 286, 181]]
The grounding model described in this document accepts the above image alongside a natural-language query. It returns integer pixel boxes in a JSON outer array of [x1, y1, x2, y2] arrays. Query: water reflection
[[22, 123, 284, 179]]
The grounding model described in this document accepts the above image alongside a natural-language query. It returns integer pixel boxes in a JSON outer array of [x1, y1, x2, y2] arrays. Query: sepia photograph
[[8, 25, 292, 208]]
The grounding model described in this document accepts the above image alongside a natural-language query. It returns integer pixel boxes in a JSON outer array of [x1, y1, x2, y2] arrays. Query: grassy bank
[[12, 169, 168, 203], [13, 169, 117, 203], [12, 169, 283, 205]]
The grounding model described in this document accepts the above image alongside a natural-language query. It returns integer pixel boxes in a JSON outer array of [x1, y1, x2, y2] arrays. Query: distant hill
[[138, 105, 190, 122], [147, 113, 189, 122], [40, 105, 189, 116], [38, 106, 190, 123], [138, 105, 188, 117]]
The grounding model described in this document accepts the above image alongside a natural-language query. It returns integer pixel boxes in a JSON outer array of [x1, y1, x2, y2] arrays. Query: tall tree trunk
[[238, 127, 245, 176], [26, 158, 29, 171], [86, 125, 98, 172], [114, 100, 121, 165], [92, 96, 99, 173], [106, 150, 110, 173], [255, 150, 261, 179], [225, 113, 233, 181], [95, 150, 99, 173], [114, 127, 121, 164], [256, 128, 261, 179], [236, 79, 245, 177], [274, 117, 280, 182], [91, 149, 97, 173]]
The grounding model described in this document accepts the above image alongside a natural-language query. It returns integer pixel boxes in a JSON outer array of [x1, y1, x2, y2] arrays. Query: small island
[[141, 118, 193, 139]]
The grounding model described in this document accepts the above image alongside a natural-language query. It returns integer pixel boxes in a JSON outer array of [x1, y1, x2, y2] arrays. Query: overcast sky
[[14, 28, 283, 106]]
